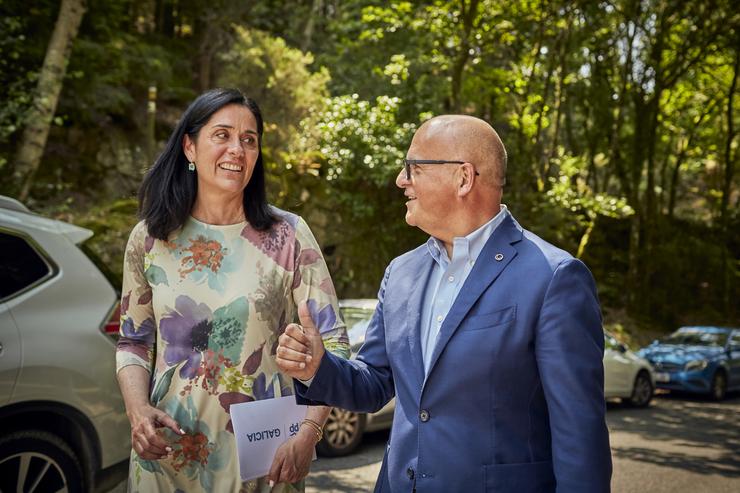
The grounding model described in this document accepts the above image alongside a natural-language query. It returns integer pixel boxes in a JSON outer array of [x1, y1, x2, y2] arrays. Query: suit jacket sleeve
[[535, 258, 612, 492], [294, 264, 395, 413]]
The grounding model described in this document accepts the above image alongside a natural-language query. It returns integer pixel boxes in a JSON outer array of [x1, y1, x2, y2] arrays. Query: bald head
[[414, 115, 507, 188], [398, 115, 507, 243]]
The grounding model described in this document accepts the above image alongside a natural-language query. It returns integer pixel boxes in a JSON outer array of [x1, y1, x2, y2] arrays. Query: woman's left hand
[[267, 427, 316, 486]]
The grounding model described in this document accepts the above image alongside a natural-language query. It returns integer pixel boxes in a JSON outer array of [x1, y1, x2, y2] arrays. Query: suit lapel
[[402, 248, 433, 390], [424, 216, 523, 382]]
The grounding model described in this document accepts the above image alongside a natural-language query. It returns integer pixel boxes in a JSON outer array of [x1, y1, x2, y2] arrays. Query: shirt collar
[[426, 205, 509, 267]]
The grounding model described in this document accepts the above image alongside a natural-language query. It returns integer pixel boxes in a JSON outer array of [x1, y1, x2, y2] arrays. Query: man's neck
[[438, 205, 502, 258]]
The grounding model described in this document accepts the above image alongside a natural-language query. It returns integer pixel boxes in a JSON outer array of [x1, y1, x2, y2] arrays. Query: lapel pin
[[494, 253, 504, 261]]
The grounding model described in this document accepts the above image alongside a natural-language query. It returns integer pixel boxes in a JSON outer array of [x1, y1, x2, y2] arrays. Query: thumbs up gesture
[[276, 301, 326, 381]]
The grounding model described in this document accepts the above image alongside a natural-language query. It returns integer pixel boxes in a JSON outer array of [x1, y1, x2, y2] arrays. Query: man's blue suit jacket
[[296, 214, 612, 492]]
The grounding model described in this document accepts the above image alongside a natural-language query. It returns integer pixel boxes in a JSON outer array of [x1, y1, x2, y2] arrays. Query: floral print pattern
[[116, 211, 349, 493], [166, 219, 244, 294]]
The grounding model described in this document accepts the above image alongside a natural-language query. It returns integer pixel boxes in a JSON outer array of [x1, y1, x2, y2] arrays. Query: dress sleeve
[[116, 221, 157, 374], [291, 217, 350, 360]]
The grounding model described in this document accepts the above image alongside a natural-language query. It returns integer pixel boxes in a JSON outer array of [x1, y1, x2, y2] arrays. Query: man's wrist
[[298, 375, 315, 386], [299, 348, 325, 386]]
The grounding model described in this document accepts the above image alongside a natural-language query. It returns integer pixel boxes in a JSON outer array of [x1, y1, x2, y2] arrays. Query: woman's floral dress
[[115, 209, 349, 493]]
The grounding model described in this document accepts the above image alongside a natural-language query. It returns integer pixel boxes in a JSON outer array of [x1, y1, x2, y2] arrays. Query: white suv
[[0, 195, 130, 492]]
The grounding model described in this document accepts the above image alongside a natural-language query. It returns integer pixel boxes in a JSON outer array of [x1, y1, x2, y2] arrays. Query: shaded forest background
[[1, 0, 738, 345]]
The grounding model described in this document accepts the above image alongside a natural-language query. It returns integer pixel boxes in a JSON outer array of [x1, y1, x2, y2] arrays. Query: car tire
[[710, 370, 727, 401], [627, 370, 654, 408], [0, 430, 84, 493], [316, 408, 367, 457]]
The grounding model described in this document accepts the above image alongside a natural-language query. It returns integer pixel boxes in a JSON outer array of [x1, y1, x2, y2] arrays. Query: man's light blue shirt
[[420, 205, 509, 374]]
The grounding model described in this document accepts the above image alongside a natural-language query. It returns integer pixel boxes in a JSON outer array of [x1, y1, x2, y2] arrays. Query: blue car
[[637, 326, 740, 400]]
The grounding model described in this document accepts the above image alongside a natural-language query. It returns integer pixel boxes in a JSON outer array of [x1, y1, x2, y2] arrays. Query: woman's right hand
[[128, 404, 183, 460]]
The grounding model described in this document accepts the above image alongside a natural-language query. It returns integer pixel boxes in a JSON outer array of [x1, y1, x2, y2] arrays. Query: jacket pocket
[[484, 460, 555, 492], [461, 304, 517, 332]]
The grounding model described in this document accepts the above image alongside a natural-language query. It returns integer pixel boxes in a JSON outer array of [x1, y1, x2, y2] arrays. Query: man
[[278, 115, 612, 492]]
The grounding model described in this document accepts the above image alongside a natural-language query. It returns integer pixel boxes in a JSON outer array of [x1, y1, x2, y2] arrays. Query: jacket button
[[419, 409, 430, 422], [407, 467, 415, 480]]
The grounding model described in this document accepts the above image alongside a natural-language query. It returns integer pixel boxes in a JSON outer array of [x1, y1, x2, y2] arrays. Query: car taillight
[[102, 302, 121, 341]]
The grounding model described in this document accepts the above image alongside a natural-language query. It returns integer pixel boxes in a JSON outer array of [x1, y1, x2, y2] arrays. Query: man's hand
[[276, 301, 325, 381], [128, 404, 184, 460]]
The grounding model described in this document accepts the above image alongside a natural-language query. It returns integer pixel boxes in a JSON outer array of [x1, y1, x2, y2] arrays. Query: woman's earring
[[188, 161, 196, 171]]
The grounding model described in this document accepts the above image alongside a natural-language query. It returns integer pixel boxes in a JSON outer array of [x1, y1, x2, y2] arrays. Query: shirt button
[[420, 409, 430, 422], [407, 467, 415, 480], [436, 315, 443, 322], [448, 275, 455, 282]]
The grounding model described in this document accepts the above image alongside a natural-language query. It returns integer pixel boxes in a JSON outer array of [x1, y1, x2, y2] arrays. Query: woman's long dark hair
[[138, 88, 277, 240]]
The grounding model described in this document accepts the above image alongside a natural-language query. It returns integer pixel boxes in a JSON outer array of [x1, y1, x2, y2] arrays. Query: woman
[[116, 88, 349, 492]]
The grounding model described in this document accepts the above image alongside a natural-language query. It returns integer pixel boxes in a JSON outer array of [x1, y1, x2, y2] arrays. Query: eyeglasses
[[402, 159, 480, 180]]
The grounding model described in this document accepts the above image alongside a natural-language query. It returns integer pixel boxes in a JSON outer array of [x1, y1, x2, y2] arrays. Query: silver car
[[317, 299, 394, 457], [0, 195, 130, 492], [603, 330, 655, 407]]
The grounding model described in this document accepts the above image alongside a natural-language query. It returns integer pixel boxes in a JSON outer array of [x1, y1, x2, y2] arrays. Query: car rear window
[[0, 231, 52, 299]]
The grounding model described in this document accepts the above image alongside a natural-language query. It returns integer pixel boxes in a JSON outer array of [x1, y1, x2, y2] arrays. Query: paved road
[[304, 391, 740, 493], [607, 392, 740, 493], [104, 392, 740, 492]]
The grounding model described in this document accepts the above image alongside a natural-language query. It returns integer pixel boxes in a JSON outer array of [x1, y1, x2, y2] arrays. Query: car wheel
[[710, 370, 727, 401], [316, 408, 367, 457], [627, 370, 653, 408], [0, 430, 84, 493]]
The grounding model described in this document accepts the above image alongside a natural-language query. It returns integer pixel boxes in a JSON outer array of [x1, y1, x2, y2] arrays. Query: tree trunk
[[667, 140, 684, 219], [642, 7, 668, 292], [301, 0, 323, 52], [667, 99, 716, 218], [627, 93, 648, 313], [642, 91, 661, 312], [448, 0, 480, 112], [157, 0, 175, 36], [719, 47, 738, 316], [15, 0, 86, 201], [544, 23, 571, 184], [512, 9, 546, 203], [533, 51, 556, 191], [607, 18, 636, 201], [658, 136, 673, 214], [197, 28, 219, 92]]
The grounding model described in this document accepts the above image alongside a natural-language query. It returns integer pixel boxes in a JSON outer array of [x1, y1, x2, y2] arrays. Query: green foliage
[[298, 94, 415, 188], [545, 152, 634, 257], [0, 3, 42, 147], [217, 27, 330, 159], [286, 94, 423, 295], [0, 0, 737, 329], [215, 26, 333, 218]]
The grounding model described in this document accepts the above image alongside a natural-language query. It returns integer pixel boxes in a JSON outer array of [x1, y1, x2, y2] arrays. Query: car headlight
[[685, 360, 708, 372]]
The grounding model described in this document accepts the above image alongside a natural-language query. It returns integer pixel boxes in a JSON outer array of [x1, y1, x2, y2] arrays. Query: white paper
[[229, 395, 311, 482]]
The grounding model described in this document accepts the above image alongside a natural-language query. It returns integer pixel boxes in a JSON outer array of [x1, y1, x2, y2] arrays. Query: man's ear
[[457, 163, 476, 197], [183, 134, 195, 162]]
